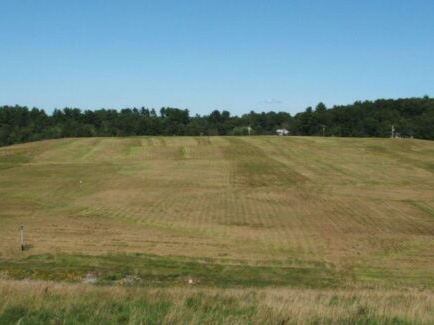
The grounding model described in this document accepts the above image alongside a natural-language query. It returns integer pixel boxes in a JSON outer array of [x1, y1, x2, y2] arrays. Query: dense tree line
[[1, 97, 433, 147]]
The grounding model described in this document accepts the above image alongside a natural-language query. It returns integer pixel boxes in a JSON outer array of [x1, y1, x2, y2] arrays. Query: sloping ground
[[1, 136, 434, 288]]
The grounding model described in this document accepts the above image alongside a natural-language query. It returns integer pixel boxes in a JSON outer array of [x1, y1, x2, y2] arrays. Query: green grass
[[0, 253, 338, 288], [1, 280, 432, 324], [0, 298, 173, 325]]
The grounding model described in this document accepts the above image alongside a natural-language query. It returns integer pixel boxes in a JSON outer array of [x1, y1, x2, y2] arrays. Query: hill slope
[[1, 136, 434, 288]]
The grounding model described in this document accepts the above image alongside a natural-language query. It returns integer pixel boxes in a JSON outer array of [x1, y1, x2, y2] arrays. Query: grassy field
[[2, 279, 434, 324], [1, 136, 434, 323]]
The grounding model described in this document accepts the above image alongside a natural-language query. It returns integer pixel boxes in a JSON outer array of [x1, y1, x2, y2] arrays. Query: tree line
[[1, 96, 433, 147]]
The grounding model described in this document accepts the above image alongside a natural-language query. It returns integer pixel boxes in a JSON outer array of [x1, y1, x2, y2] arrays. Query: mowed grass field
[[1, 136, 434, 323]]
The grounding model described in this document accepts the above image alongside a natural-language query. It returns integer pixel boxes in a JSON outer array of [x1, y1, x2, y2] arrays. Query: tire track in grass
[[366, 143, 434, 177], [393, 200, 434, 235], [323, 196, 393, 253], [222, 137, 307, 187], [79, 138, 105, 161], [194, 136, 212, 146], [252, 189, 286, 258], [407, 201, 434, 221], [262, 190, 294, 257], [104, 146, 226, 245], [307, 195, 434, 262], [294, 193, 334, 258], [275, 190, 307, 257], [346, 197, 434, 237], [269, 137, 328, 181], [253, 189, 291, 257]]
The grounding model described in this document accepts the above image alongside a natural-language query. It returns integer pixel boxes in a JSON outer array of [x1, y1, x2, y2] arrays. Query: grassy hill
[[1, 136, 434, 323]]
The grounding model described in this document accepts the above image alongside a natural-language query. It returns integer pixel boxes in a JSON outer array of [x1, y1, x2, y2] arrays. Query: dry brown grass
[[1, 279, 434, 324], [1, 136, 434, 287]]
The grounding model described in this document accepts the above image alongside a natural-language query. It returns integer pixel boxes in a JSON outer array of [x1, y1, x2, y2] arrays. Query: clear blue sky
[[1, 0, 433, 115]]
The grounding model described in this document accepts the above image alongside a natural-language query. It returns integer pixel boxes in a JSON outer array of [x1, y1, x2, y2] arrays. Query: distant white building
[[276, 128, 289, 136]]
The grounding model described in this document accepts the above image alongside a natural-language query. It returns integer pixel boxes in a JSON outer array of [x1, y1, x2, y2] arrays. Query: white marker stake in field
[[20, 225, 25, 251]]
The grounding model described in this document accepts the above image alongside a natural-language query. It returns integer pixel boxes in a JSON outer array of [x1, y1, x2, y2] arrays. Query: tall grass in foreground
[[1, 279, 433, 324]]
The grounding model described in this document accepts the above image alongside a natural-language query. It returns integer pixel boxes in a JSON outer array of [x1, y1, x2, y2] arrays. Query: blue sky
[[1, 0, 433, 115]]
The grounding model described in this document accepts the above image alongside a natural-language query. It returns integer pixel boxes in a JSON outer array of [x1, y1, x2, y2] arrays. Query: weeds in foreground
[[1, 279, 433, 324]]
